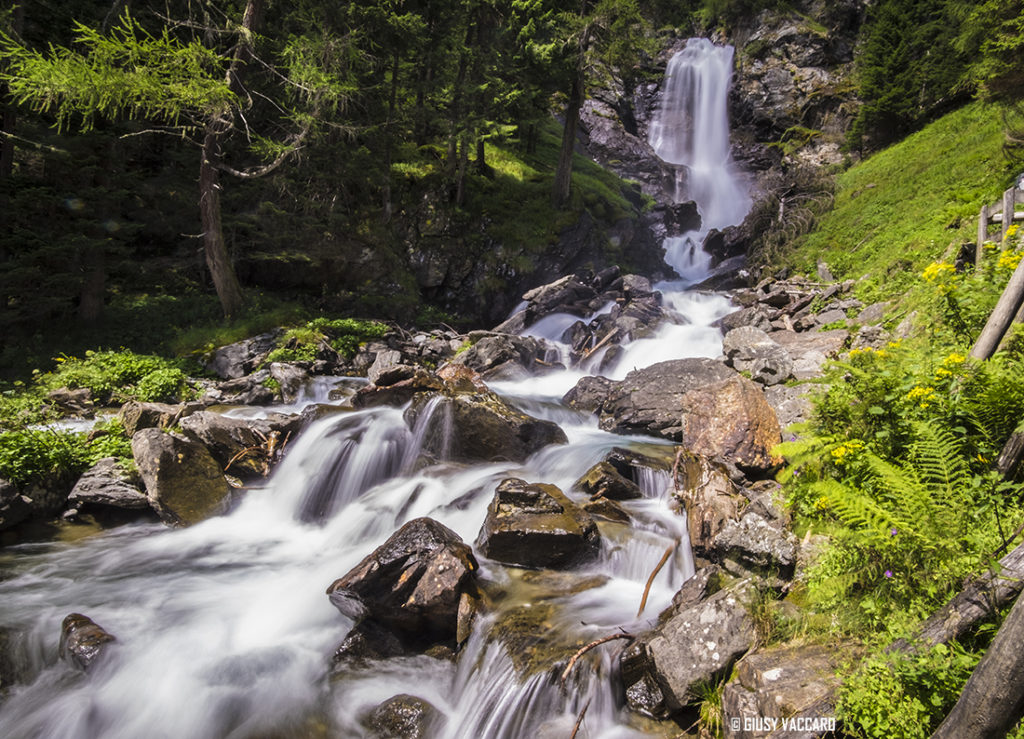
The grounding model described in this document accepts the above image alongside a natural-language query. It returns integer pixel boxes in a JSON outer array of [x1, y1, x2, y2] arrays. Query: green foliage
[[264, 317, 390, 364], [837, 643, 980, 738], [40, 349, 189, 404], [84, 417, 133, 467], [0, 428, 88, 486]]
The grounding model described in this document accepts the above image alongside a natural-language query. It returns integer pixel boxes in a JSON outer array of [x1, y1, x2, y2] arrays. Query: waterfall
[[648, 38, 752, 278]]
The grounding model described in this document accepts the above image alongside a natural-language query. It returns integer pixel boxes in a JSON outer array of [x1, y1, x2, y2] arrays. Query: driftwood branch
[[637, 543, 676, 617], [569, 699, 591, 739], [559, 633, 634, 690]]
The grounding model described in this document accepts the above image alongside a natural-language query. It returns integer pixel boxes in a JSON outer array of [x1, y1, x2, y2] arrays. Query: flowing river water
[[0, 39, 751, 738]]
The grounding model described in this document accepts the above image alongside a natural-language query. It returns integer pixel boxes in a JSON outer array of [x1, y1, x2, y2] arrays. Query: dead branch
[[637, 543, 677, 617], [559, 633, 634, 691], [581, 328, 619, 360], [569, 699, 591, 739]]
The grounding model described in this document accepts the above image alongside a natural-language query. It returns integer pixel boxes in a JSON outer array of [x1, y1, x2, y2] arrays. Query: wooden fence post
[[970, 253, 1024, 359], [1004, 188, 1016, 242], [977, 204, 989, 264]]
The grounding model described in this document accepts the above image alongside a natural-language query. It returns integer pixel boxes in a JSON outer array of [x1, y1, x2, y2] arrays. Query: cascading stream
[[0, 37, 749, 739]]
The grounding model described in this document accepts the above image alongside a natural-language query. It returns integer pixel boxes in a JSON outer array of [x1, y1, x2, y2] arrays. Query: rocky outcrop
[[201, 331, 281, 380], [59, 613, 116, 671], [476, 478, 601, 569], [67, 457, 150, 512], [326, 518, 480, 652], [622, 581, 756, 718], [404, 392, 567, 463], [363, 694, 442, 739], [131, 428, 232, 526], [722, 644, 841, 739], [119, 400, 203, 437], [449, 332, 561, 381], [179, 411, 301, 480], [723, 326, 794, 386]]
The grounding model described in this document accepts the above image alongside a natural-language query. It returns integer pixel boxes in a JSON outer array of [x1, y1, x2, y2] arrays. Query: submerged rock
[[59, 613, 116, 671], [404, 392, 567, 463], [131, 428, 232, 526], [363, 694, 442, 739], [326, 517, 480, 651], [476, 478, 601, 569]]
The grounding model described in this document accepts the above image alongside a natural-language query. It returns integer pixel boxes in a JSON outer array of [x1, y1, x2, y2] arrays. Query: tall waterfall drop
[[648, 38, 751, 277]]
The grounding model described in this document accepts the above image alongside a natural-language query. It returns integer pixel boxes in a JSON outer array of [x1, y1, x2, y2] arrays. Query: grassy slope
[[789, 102, 1018, 304]]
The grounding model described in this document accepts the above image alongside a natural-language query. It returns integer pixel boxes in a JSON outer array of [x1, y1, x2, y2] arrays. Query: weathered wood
[[1003, 188, 1016, 242], [990, 212, 1024, 223], [969, 254, 1024, 359], [889, 539, 1024, 653], [977, 204, 989, 263], [997, 431, 1024, 481], [931, 585, 1024, 738]]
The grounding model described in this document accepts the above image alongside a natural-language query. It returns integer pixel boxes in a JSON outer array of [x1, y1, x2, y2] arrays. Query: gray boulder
[[714, 512, 799, 579], [119, 400, 203, 437], [179, 411, 301, 480], [451, 333, 560, 381], [131, 428, 232, 526], [68, 457, 149, 511], [269, 362, 310, 403], [202, 331, 280, 380], [723, 326, 794, 386], [476, 478, 601, 569], [0, 478, 33, 532], [621, 582, 755, 718]]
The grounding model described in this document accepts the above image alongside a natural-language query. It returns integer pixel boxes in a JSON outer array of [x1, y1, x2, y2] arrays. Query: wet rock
[[119, 400, 203, 437], [202, 331, 280, 379], [713, 512, 799, 579], [674, 453, 743, 556], [404, 392, 567, 463], [363, 694, 442, 739], [46, 387, 95, 417], [621, 582, 756, 718], [576, 358, 735, 439], [331, 620, 409, 666], [562, 375, 618, 413], [59, 613, 116, 671], [678, 376, 783, 473], [0, 478, 33, 532], [67, 457, 149, 511], [353, 371, 445, 409], [575, 461, 643, 501], [326, 517, 480, 650], [269, 362, 310, 403], [721, 644, 841, 739], [583, 496, 632, 524], [520, 275, 599, 321], [131, 428, 232, 526], [723, 327, 793, 386], [477, 478, 601, 569], [451, 333, 559, 381], [179, 411, 300, 480]]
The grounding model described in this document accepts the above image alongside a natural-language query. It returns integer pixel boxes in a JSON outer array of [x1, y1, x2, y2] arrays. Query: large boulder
[[59, 613, 116, 671], [722, 644, 841, 739], [450, 333, 560, 381], [714, 512, 799, 579], [621, 582, 756, 718], [674, 453, 744, 557], [476, 478, 601, 569], [202, 331, 280, 380], [131, 428, 232, 526], [769, 329, 848, 380], [119, 400, 203, 437], [573, 358, 735, 439], [179, 411, 301, 480], [0, 478, 33, 532], [67, 457, 150, 511], [404, 392, 567, 463], [722, 327, 794, 386], [326, 517, 480, 651]]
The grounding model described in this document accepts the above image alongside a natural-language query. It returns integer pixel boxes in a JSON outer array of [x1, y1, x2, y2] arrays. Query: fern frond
[[907, 420, 968, 501], [812, 479, 909, 541]]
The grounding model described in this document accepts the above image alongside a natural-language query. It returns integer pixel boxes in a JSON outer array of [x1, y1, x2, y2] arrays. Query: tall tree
[[0, 3, 353, 317]]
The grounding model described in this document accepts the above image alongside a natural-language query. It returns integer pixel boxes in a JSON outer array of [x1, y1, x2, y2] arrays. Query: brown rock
[[674, 453, 743, 555], [575, 461, 643, 500], [59, 613, 116, 671]]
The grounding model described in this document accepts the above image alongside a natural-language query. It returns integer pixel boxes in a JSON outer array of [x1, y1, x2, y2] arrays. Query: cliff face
[[578, 0, 867, 267]]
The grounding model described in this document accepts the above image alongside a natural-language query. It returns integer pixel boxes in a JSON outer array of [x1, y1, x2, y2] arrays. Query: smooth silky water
[[0, 38, 750, 738]]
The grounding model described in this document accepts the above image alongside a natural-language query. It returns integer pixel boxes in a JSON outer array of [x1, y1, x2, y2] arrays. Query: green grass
[[788, 102, 1019, 304]]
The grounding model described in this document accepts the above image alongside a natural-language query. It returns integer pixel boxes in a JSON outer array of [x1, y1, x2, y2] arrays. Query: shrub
[[0, 428, 88, 486], [135, 368, 192, 403]]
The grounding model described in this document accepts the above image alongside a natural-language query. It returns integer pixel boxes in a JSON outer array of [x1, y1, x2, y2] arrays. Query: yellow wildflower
[[922, 262, 956, 281], [1007, 223, 1019, 239], [998, 250, 1023, 271], [906, 385, 938, 409], [814, 496, 829, 512], [943, 352, 966, 365]]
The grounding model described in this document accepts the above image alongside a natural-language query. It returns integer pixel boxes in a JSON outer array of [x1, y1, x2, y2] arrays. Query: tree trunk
[[552, 68, 583, 208], [382, 49, 400, 222], [932, 589, 1024, 738], [200, 130, 244, 318]]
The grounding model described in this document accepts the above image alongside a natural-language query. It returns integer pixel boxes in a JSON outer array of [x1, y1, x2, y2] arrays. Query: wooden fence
[[976, 186, 1024, 262]]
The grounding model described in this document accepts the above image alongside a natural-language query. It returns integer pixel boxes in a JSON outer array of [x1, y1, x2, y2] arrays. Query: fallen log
[[888, 538, 1024, 653]]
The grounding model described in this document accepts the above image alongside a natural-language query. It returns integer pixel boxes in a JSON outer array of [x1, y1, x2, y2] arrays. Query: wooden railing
[[977, 186, 1024, 262]]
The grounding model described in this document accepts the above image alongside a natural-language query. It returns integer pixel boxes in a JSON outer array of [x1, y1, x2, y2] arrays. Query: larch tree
[[0, 1, 354, 318]]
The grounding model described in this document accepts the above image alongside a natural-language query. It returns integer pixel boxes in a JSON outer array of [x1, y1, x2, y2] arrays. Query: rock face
[[0, 478, 34, 532], [131, 428, 232, 526], [119, 400, 202, 437], [59, 613, 116, 671], [476, 478, 601, 569], [202, 331, 280, 379], [723, 326, 794, 386], [404, 392, 567, 463], [326, 518, 480, 651], [363, 694, 442, 739], [622, 583, 756, 718], [450, 332, 560, 381], [674, 453, 743, 557], [67, 457, 150, 511], [722, 644, 841, 739], [179, 411, 300, 479]]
